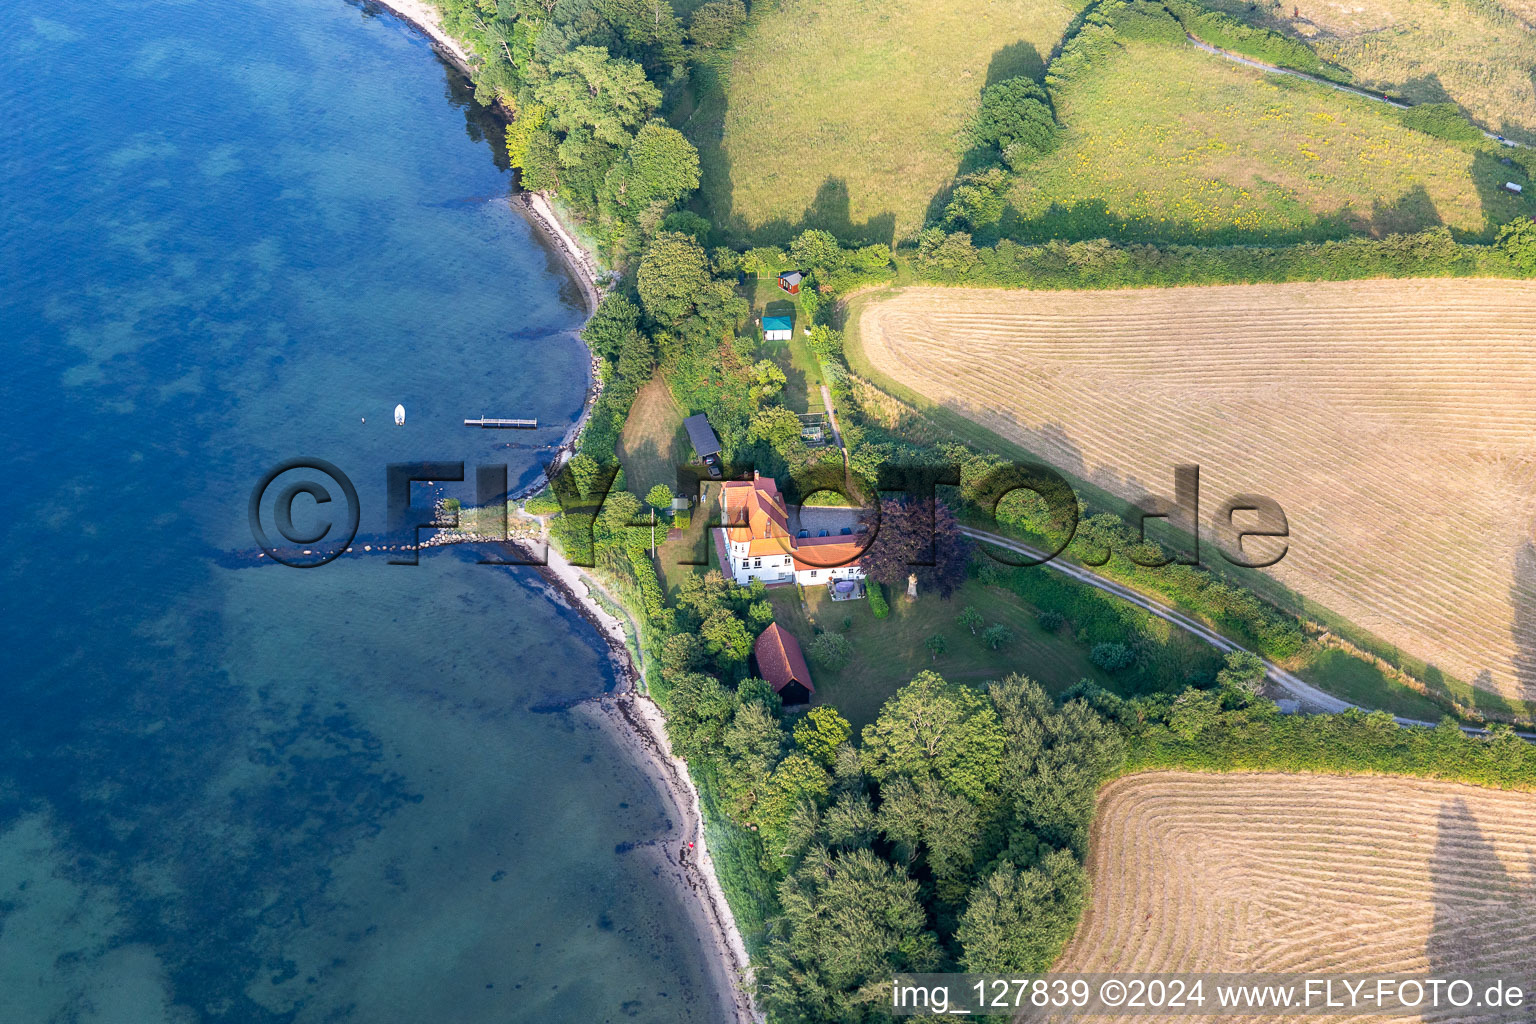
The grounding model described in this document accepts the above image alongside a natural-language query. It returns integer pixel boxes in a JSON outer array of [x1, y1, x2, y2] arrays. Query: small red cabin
[[777, 270, 803, 295], [753, 623, 814, 705]]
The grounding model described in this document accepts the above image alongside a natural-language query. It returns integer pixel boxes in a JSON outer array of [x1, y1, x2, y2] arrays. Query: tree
[[645, 483, 673, 513], [1168, 687, 1224, 739], [660, 632, 705, 678], [720, 701, 787, 819], [581, 294, 642, 362], [565, 452, 603, 499], [662, 209, 711, 242], [990, 675, 1124, 857], [1215, 650, 1267, 696], [701, 609, 754, 668], [1497, 217, 1536, 273], [957, 606, 983, 635], [808, 631, 853, 671], [973, 76, 1059, 165], [822, 792, 878, 851], [746, 599, 775, 630], [789, 228, 844, 272], [504, 103, 546, 170], [861, 497, 974, 599], [982, 623, 1014, 650], [740, 245, 789, 276], [924, 633, 948, 660], [957, 850, 1086, 972], [860, 671, 1007, 802], [663, 671, 736, 760], [876, 774, 983, 886], [637, 231, 712, 325], [536, 47, 661, 154], [793, 706, 852, 767], [1089, 641, 1136, 672], [688, 0, 746, 48], [762, 847, 942, 1020], [603, 120, 701, 215], [944, 168, 1010, 233], [757, 752, 833, 849], [750, 359, 787, 403], [738, 676, 784, 715], [596, 488, 644, 538]]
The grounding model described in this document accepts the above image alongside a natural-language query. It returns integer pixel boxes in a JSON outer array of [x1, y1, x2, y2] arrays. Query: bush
[[982, 624, 1014, 650], [1396, 103, 1486, 146], [1497, 217, 1536, 273], [626, 545, 667, 622], [808, 632, 853, 671], [1123, 699, 1536, 791], [1037, 609, 1065, 632], [1161, 0, 1348, 82], [524, 490, 562, 516], [1090, 641, 1137, 672], [688, 0, 746, 49], [867, 581, 890, 619], [1216, 650, 1267, 695], [907, 228, 1511, 292]]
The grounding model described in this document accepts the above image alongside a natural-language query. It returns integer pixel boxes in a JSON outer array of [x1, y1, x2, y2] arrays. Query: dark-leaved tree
[[860, 497, 973, 599]]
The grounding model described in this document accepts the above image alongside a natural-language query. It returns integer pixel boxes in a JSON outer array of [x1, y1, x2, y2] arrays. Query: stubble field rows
[[857, 280, 1536, 705], [1042, 772, 1536, 1023]]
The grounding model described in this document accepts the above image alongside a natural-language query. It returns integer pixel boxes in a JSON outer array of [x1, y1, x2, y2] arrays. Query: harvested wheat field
[[857, 280, 1536, 704], [1047, 773, 1536, 1023]]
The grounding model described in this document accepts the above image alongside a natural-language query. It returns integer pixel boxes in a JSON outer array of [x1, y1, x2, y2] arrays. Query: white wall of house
[[793, 564, 864, 586], [763, 329, 791, 341], [728, 544, 796, 584]]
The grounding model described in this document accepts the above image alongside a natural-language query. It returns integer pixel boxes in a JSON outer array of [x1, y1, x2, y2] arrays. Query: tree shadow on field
[[1427, 799, 1536, 1021], [1398, 72, 1455, 107], [677, 58, 897, 248], [985, 40, 1045, 86], [1472, 150, 1534, 242], [1363, 184, 1442, 237]]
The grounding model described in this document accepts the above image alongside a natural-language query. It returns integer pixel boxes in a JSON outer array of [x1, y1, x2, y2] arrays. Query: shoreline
[[433, 530, 762, 1024], [361, 0, 603, 315], [354, 2, 758, 1018]]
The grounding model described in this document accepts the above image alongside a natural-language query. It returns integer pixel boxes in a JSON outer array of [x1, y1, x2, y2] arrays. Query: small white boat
[[394, 403, 406, 426]]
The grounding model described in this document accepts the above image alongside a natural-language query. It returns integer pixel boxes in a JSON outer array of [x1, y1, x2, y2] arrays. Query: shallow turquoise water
[[0, 0, 725, 1020]]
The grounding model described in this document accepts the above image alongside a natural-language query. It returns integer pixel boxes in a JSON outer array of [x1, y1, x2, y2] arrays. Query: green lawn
[[1297, 647, 1467, 723], [686, 0, 1089, 243], [744, 277, 820, 413], [768, 578, 1115, 731], [617, 375, 689, 498], [1009, 39, 1528, 243], [656, 483, 720, 601]]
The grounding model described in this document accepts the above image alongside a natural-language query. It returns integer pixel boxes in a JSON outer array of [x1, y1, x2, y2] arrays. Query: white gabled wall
[[793, 564, 864, 586]]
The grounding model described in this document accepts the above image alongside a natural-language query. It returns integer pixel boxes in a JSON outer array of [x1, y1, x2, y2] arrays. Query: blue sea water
[[0, 0, 728, 1020]]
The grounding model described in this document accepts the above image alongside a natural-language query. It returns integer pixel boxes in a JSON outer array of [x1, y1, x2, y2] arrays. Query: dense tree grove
[[972, 76, 1059, 168]]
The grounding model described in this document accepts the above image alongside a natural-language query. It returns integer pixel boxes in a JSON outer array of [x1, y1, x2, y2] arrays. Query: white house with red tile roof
[[719, 472, 866, 588]]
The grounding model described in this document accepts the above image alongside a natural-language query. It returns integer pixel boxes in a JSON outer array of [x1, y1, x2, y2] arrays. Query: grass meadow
[[1204, 0, 1536, 145], [1008, 39, 1528, 243], [685, 0, 1088, 244], [766, 579, 1120, 731], [616, 375, 689, 499]]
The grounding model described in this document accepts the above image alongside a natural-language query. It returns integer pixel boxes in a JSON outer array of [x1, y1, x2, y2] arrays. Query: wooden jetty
[[464, 416, 538, 429]]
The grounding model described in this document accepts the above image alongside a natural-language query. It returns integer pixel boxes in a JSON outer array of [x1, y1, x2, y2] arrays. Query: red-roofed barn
[[753, 623, 814, 705]]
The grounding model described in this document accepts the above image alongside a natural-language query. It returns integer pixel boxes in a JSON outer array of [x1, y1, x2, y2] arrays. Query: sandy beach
[[356, 2, 758, 1018]]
